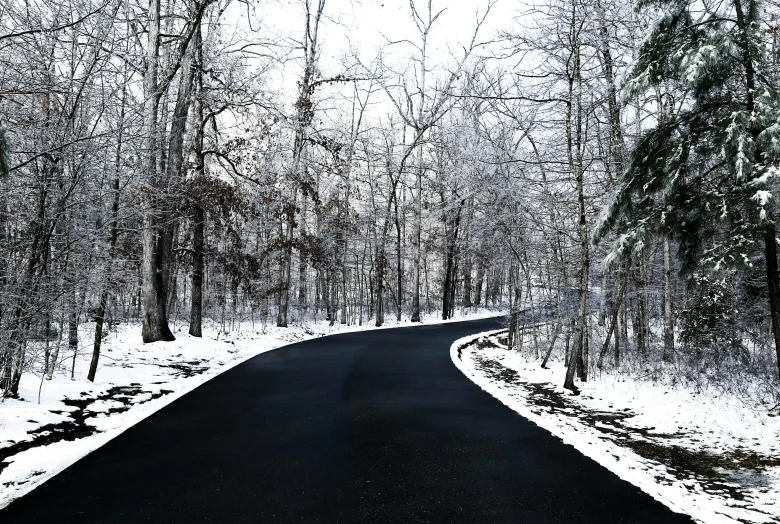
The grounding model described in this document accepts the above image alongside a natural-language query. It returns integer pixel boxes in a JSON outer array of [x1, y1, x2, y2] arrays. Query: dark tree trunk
[[448, 256, 459, 319], [189, 201, 205, 337], [563, 40, 588, 393], [89, 290, 108, 382], [298, 251, 307, 311], [764, 223, 780, 378], [141, 0, 174, 343], [474, 259, 484, 306], [368, 266, 375, 320], [598, 269, 626, 369], [394, 199, 403, 322], [140, 0, 208, 342], [662, 239, 675, 362], [375, 258, 384, 327], [189, 25, 205, 338], [463, 256, 472, 308], [442, 202, 463, 320], [142, 225, 176, 342]]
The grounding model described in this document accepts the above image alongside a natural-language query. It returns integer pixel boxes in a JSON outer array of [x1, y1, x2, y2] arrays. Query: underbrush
[[507, 314, 780, 412]]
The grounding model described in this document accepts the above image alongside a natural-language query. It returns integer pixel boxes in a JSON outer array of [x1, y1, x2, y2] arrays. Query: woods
[[1, 0, 779, 402]]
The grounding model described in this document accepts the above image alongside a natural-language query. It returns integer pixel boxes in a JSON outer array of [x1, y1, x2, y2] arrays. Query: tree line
[[1, 0, 778, 399]]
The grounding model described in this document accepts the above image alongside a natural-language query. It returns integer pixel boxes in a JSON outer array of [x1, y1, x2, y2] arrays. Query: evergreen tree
[[594, 0, 780, 377]]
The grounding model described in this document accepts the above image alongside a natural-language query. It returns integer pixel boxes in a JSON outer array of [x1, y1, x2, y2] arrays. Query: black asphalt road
[[2, 317, 694, 523]]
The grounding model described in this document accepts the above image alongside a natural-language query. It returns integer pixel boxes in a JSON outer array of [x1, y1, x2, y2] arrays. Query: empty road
[[2, 317, 694, 523]]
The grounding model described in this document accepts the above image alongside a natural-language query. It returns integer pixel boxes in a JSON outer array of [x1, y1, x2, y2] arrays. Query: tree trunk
[[140, 0, 175, 343], [90, 155, 120, 380], [189, 24, 205, 337], [541, 321, 561, 368], [189, 201, 205, 336], [564, 38, 587, 393], [764, 223, 780, 378], [463, 255, 473, 308], [662, 238, 675, 361], [410, 164, 423, 321], [598, 269, 627, 369], [474, 259, 484, 306], [395, 200, 403, 322], [88, 290, 108, 382], [616, 290, 625, 367], [375, 253, 384, 327], [277, 195, 296, 328], [442, 201, 463, 320]]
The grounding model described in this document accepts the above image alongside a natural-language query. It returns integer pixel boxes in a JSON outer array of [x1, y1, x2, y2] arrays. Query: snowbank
[[451, 331, 780, 524]]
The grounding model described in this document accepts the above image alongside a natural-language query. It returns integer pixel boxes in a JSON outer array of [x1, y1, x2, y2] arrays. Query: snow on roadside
[[451, 330, 780, 524], [0, 307, 502, 509]]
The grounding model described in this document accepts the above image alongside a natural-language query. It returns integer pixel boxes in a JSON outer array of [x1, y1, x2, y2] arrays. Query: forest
[[1, 0, 779, 403]]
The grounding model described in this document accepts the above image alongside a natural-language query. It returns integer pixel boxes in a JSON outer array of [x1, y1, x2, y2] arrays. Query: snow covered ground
[[0, 307, 502, 509], [452, 330, 780, 524]]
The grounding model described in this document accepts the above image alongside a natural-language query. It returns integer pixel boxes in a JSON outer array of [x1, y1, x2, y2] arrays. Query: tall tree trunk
[[411, 163, 422, 322], [189, 24, 205, 337], [189, 201, 205, 337], [141, 0, 175, 343], [368, 262, 374, 320], [89, 289, 108, 382], [662, 238, 675, 362], [91, 166, 121, 379], [277, 194, 296, 328], [463, 256, 473, 308], [374, 189, 393, 328], [474, 258, 484, 306], [507, 263, 521, 349], [564, 39, 588, 393], [375, 252, 385, 327], [764, 223, 780, 377], [64, 292, 80, 376], [633, 260, 649, 357], [394, 198, 403, 321], [616, 287, 626, 366], [298, 194, 308, 315], [189, 28, 206, 337], [598, 269, 627, 369], [442, 201, 463, 320]]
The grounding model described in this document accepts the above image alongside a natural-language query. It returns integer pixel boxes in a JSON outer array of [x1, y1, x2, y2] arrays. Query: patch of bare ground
[[467, 335, 780, 518], [158, 359, 210, 378], [0, 385, 172, 479]]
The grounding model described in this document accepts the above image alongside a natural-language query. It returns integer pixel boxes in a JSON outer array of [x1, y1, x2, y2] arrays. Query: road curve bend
[[2, 317, 694, 523]]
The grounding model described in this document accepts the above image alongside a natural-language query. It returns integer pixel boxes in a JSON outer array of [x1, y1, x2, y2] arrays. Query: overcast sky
[[261, 0, 516, 63], [224, 0, 520, 108]]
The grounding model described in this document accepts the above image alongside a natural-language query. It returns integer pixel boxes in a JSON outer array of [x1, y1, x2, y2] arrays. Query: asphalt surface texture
[[2, 316, 695, 523]]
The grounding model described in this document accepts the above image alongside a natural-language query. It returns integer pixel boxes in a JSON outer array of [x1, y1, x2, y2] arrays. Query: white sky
[[262, 0, 517, 66], [224, 0, 520, 113]]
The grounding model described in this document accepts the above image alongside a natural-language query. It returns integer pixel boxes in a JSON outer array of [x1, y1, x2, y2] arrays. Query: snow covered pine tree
[[594, 0, 780, 377]]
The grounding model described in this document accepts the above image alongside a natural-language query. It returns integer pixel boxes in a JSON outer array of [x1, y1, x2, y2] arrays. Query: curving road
[[2, 317, 694, 523]]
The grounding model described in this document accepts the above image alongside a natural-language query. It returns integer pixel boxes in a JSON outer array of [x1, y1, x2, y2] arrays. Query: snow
[[451, 330, 780, 524], [753, 190, 773, 221], [0, 307, 502, 509], [682, 44, 718, 87]]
